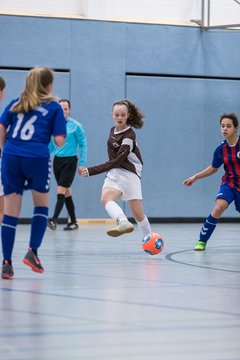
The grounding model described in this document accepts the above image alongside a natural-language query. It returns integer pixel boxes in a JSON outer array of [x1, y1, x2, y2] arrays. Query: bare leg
[[128, 199, 151, 237], [211, 198, 228, 218]]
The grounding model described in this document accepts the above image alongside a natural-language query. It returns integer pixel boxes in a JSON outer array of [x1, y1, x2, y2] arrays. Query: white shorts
[[102, 168, 142, 201]]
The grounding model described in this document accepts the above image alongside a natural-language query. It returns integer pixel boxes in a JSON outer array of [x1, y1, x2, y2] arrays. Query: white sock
[[105, 201, 126, 221], [137, 215, 151, 237]]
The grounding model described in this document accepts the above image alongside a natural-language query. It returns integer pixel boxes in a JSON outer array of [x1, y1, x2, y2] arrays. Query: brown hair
[[112, 99, 144, 129], [59, 99, 71, 108], [219, 112, 239, 128], [0, 76, 6, 91]]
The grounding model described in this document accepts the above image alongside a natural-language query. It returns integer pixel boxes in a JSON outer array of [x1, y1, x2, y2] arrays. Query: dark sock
[[29, 206, 48, 250], [31, 248, 38, 256], [199, 214, 218, 243], [52, 194, 65, 220], [1, 215, 18, 260], [3, 260, 12, 265], [65, 196, 77, 224]]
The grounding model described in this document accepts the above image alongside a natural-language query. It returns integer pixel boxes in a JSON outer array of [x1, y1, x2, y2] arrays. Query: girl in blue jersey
[[0, 67, 66, 279], [0, 76, 6, 224], [184, 113, 240, 251]]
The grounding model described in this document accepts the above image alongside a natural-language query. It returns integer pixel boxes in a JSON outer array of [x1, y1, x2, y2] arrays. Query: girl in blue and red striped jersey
[[0, 67, 66, 279], [184, 113, 240, 251]]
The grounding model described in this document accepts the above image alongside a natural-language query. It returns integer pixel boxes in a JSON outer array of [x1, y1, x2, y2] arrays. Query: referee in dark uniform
[[48, 99, 87, 230]]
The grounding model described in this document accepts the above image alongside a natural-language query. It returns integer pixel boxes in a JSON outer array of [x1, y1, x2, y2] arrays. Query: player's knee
[[213, 200, 228, 217]]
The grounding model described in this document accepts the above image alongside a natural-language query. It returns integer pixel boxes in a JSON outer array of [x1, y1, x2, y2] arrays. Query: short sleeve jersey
[[88, 126, 143, 177], [212, 136, 240, 191], [0, 98, 66, 158]]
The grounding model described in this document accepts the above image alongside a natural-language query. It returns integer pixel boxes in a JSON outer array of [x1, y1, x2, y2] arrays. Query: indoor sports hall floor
[[0, 222, 239, 360]]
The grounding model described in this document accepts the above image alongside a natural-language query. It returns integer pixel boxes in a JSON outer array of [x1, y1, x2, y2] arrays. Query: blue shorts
[[216, 184, 240, 213], [1, 154, 52, 195]]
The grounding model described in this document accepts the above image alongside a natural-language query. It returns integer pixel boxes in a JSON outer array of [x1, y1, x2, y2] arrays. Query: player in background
[[183, 113, 240, 251], [0, 76, 6, 223], [0, 76, 6, 102], [80, 99, 152, 239], [0, 67, 66, 279], [48, 99, 87, 230]]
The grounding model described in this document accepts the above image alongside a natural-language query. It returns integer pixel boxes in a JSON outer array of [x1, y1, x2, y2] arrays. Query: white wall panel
[[0, 0, 85, 17], [84, 0, 200, 24], [207, 0, 240, 26], [0, 0, 239, 27]]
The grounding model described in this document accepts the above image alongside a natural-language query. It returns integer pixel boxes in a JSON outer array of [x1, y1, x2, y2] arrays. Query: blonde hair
[[11, 67, 56, 113]]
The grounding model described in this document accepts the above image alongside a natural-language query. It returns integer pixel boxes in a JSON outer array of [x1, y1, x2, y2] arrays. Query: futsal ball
[[142, 232, 164, 255]]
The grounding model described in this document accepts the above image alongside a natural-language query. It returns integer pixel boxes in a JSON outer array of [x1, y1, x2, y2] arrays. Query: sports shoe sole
[[107, 226, 134, 237], [22, 258, 44, 273], [1, 273, 14, 279], [1, 263, 14, 279], [47, 223, 56, 230], [63, 225, 79, 231]]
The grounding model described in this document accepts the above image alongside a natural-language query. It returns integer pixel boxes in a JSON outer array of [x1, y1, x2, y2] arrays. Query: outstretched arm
[[183, 165, 218, 186], [79, 166, 89, 177], [79, 144, 130, 177]]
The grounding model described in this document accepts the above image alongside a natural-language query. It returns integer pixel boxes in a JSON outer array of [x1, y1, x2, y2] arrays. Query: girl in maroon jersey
[[80, 99, 152, 238], [184, 113, 240, 251]]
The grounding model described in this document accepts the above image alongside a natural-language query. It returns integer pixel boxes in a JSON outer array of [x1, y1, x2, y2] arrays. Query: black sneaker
[[1, 260, 14, 279], [22, 248, 44, 273], [63, 223, 79, 231], [47, 218, 57, 230]]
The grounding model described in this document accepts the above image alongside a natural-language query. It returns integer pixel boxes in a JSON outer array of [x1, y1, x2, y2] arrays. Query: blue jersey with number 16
[[0, 98, 66, 158]]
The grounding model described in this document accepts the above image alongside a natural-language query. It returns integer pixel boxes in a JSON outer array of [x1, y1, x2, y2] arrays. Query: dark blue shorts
[[216, 184, 240, 212], [1, 154, 52, 195]]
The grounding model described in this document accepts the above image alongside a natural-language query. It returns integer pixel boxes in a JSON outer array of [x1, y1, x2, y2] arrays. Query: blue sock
[[1, 215, 18, 260], [199, 214, 218, 243], [29, 207, 48, 251]]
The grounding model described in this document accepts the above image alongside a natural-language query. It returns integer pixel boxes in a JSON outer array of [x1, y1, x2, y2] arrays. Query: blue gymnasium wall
[[0, 15, 240, 219]]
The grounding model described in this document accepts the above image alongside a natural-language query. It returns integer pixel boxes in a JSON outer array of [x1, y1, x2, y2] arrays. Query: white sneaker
[[107, 219, 134, 237]]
